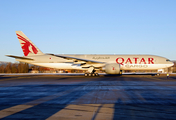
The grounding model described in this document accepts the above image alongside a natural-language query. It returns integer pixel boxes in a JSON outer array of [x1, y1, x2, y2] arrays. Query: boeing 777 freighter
[[6, 31, 174, 76]]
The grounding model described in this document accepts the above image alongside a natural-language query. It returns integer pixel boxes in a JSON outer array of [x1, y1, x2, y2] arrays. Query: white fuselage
[[16, 54, 174, 71]]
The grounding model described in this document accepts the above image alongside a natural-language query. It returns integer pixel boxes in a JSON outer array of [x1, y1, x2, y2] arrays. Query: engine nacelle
[[105, 63, 121, 74]]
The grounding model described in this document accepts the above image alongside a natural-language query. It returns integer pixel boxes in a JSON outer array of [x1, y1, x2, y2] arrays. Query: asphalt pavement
[[0, 75, 176, 120]]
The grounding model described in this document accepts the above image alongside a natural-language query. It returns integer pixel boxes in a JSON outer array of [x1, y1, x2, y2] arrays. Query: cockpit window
[[166, 59, 170, 61]]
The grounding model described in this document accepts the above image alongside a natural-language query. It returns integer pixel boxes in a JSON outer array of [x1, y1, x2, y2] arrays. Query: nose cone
[[165, 61, 174, 68], [169, 62, 174, 67]]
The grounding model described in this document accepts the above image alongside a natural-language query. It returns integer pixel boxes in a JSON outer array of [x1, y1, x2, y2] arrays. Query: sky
[[0, 0, 176, 62]]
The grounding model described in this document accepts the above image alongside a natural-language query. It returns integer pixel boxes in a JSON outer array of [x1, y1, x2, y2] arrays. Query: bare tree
[[0, 65, 5, 73], [0, 62, 29, 73]]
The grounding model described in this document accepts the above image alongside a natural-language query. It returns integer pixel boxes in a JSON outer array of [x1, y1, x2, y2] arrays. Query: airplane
[[6, 31, 174, 77]]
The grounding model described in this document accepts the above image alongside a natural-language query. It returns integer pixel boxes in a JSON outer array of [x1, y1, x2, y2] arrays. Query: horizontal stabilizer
[[6, 55, 34, 60]]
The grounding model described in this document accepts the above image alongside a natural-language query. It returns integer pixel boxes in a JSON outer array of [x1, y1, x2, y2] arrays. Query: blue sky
[[0, 0, 176, 62]]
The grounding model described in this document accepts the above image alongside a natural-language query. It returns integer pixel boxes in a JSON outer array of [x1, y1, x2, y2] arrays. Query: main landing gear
[[84, 73, 99, 77], [84, 66, 99, 77]]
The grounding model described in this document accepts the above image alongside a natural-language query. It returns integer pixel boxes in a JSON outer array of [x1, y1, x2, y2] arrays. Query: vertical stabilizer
[[16, 31, 44, 56]]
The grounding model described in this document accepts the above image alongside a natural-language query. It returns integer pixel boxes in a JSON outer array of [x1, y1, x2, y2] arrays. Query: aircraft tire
[[92, 73, 95, 77], [84, 73, 88, 77], [95, 73, 99, 76], [88, 73, 92, 77]]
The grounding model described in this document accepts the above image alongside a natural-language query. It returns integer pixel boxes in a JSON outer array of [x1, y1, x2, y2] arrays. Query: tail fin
[[16, 31, 44, 56]]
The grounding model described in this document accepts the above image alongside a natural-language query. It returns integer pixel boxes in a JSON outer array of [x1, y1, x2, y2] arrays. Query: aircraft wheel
[[92, 73, 95, 77], [84, 73, 88, 77], [89, 73, 92, 77], [95, 73, 99, 76]]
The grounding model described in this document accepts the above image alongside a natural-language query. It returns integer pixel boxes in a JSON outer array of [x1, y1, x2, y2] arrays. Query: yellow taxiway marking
[[0, 105, 33, 119], [0, 86, 83, 119], [46, 104, 115, 120]]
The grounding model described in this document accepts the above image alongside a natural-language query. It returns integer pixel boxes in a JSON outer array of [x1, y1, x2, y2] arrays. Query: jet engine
[[105, 63, 121, 74]]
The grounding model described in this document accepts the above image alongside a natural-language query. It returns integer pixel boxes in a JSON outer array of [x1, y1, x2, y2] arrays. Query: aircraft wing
[[6, 55, 34, 61], [48, 54, 104, 64]]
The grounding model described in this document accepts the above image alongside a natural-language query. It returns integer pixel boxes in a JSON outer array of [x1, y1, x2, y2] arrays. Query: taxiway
[[0, 75, 176, 119]]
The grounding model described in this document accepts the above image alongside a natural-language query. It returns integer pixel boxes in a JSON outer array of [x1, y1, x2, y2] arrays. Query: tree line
[[0, 62, 29, 73], [0, 62, 53, 73]]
